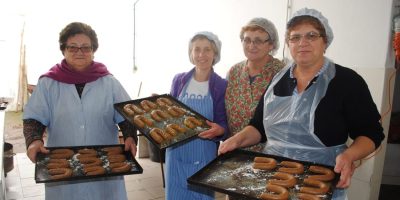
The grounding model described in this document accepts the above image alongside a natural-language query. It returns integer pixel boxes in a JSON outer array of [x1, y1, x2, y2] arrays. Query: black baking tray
[[35, 144, 143, 183], [114, 94, 211, 149], [187, 149, 340, 200]]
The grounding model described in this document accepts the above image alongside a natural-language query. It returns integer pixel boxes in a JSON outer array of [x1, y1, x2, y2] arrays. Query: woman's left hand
[[124, 137, 137, 157], [197, 120, 224, 140], [334, 152, 356, 188]]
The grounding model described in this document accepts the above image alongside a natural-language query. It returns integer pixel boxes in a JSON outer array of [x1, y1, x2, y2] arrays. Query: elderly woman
[[23, 22, 137, 200], [166, 31, 228, 200], [225, 17, 284, 136], [218, 8, 385, 199]]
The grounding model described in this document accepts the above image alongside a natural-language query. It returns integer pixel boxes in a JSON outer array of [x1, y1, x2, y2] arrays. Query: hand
[[218, 137, 240, 155], [334, 152, 357, 188], [26, 140, 49, 163], [124, 137, 138, 157], [198, 120, 224, 140]]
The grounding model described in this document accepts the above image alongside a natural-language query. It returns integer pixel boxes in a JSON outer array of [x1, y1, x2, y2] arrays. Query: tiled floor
[[4, 153, 225, 200]]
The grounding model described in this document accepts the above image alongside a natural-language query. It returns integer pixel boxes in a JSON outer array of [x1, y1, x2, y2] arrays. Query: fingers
[[335, 154, 354, 188], [124, 137, 138, 157]]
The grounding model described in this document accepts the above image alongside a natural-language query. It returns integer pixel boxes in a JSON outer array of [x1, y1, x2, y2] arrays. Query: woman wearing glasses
[[23, 22, 136, 200], [219, 8, 384, 199], [225, 17, 284, 136]]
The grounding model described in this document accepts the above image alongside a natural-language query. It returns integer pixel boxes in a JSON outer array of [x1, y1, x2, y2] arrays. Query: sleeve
[[211, 79, 229, 141], [344, 73, 385, 149], [249, 89, 267, 142], [112, 77, 132, 124], [118, 120, 138, 144], [23, 119, 46, 148], [22, 78, 51, 126]]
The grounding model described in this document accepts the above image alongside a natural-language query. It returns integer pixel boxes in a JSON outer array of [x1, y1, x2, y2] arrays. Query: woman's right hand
[[27, 140, 49, 163]]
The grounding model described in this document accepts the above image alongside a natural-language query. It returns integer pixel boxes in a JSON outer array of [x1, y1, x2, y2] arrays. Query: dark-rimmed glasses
[[288, 32, 323, 43], [241, 38, 270, 46], [65, 45, 93, 53]]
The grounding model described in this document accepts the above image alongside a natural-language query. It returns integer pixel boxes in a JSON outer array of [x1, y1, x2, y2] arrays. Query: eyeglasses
[[241, 38, 270, 46], [65, 45, 93, 53], [288, 32, 323, 43]]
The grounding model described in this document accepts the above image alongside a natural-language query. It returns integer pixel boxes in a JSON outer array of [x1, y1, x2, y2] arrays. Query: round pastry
[[102, 146, 123, 155], [79, 157, 103, 167], [131, 104, 144, 114], [253, 157, 277, 170], [308, 165, 335, 181], [83, 166, 106, 176], [297, 193, 321, 200], [47, 159, 70, 169], [107, 154, 127, 163], [49, 149, 74, 159], [278, 161, 304, 174], [140, 100, 158, 112], [184, 117, 203, 129], [299, 178, 329, 195], [260, 183, 289, 200], [156, 97, 173, 107], [109, 162, 132, 173], [165, 123, 186, 136], [78, 148, 97, 155], [151, 127, 171, 140], [76, 153, 98, 159], [150, 109, 170, 122], [167, 106, 186, 117], [149, 128, 164, 144], [48, 168, 73, 180], [268, 172, 297, 188], [133, 115, 154, 129], [123, 104, 135, 116]]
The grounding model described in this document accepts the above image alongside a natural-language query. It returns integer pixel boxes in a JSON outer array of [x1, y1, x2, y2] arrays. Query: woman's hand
[[334, 152, 357, 188], [198, 120, 224, 139], [124, 137, 138, 157], [26, 140, 49, 163], [218, 137, 240, 155]]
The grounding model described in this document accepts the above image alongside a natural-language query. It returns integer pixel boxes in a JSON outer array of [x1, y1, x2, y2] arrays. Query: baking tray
[[187, 149, 340, 200], [35, 144, 143, 183], [114, 94, 211, 149]]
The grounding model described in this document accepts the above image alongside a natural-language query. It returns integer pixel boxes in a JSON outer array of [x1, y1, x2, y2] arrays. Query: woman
[[218, 8, 385, 199], [23, 22, 137, 200], [225, 17, 284, 135], [166, 31, 228, 200]]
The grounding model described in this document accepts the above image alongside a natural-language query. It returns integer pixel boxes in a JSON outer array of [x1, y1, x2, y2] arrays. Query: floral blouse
[[225, 58, 284, 135]]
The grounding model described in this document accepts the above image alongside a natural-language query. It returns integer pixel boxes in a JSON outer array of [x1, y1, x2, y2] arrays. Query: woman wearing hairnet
[[218, 8, 384, 199], [225, 17, 284, 136], [166, 31, 229, 199]]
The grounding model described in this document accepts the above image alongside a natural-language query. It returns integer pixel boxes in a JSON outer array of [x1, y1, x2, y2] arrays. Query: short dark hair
[[59, 22, 99, 52], [286, 16, 328, 44]]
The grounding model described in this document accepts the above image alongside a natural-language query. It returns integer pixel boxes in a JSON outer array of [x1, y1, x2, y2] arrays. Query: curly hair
[[59, 22, 98, 52]]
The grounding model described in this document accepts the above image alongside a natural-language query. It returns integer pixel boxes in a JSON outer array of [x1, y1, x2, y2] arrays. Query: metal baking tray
[[35, 144, 143, 183], [114, 94, 210, 149], [187, 149, 340, 200]]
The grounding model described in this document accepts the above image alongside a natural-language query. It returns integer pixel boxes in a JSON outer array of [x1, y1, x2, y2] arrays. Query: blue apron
[[262, 61, 347, 199], [165, 79, 216, 200]]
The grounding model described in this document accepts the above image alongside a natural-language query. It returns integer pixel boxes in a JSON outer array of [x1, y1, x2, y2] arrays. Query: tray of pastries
[[187, 149, 340, 200], [35, 144, 143, 183], [114, 94, 211, 149]]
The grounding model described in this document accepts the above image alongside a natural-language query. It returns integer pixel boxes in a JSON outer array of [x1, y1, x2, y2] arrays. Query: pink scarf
[[40, 59, 111, 84]]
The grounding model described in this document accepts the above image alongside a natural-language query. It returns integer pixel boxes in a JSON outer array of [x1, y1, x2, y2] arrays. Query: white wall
[[134, 0, 288, 97]]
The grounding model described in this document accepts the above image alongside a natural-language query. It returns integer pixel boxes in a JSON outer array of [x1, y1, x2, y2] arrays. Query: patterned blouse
[[225, 58, 284, 135]]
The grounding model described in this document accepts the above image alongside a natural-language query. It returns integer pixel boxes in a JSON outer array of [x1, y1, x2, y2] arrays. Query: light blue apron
[[165, 79, 216, 200], [262, 61, 347, 199]]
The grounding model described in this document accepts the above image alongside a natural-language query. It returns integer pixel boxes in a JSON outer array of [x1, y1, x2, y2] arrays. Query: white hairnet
[[288, 8, 334, 47], [244, 17, 279, 55], [189, 31, 222, 65]]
